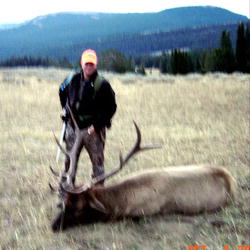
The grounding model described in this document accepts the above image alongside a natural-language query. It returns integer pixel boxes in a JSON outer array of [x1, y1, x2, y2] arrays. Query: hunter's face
[[83, 63, 96, 79]]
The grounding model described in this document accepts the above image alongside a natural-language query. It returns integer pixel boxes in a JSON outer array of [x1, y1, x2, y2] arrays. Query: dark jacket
[[59, 70, 116, 132]]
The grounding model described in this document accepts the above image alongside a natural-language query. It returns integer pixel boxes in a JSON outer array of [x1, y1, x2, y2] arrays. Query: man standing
[[59, 49, 117, 183]]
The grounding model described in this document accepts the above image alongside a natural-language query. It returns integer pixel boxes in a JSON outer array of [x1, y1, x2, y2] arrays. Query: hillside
[[70, 23, 244, 58], [0, 6, 248, 61]]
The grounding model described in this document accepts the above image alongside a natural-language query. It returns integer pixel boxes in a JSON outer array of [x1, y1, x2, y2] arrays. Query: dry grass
[[0, 67, 249, 250]]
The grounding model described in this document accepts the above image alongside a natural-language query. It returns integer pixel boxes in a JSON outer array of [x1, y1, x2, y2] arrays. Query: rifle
[[56, 108, 67, 163]]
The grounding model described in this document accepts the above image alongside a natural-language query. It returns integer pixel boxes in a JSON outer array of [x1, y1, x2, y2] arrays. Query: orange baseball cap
[[81, 49, 98, 66]]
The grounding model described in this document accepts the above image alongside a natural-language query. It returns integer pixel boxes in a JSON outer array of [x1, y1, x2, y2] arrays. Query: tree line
[[0, 23, 249, 74], [0, 56, 73, 68], [136, 22, 250, 74]]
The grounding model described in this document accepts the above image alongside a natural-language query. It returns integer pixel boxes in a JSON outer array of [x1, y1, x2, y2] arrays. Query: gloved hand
[[61, 114, 67, 122], [60, 108, 68, 122], [88, 125, 96, 135]]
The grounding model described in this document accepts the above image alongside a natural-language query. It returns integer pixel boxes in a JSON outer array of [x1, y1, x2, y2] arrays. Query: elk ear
[[88, 193, 107, 214]]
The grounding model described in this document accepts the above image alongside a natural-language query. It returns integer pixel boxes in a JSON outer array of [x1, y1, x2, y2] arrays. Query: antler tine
[[66, 103, 80, 131], [122, 121, 161, 165], [91, 152, 124, 185], [92, 121, 161, 185], [49, 165, 60, 177], [53, 132, 70, 159], [119, 152, 124, 168], [133, 121, 162, 151], [49, 182, 57, 193], [120, 121, 141, 166]]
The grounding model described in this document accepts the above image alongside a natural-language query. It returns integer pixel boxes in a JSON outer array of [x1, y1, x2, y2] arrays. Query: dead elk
[[51, 125, 236, 232]]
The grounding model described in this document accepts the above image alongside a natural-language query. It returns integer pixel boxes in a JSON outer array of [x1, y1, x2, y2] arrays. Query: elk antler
[[52, 104, 85, 187], [92, 121, 161, 185], [66, 103, 80, 131], [56, 122, 161, 194]]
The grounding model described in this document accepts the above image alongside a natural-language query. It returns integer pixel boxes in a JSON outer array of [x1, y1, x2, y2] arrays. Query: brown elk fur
[[51, 165, 236, 231]]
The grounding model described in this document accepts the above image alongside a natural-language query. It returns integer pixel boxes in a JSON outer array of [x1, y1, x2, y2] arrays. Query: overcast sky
[[1, 0, 249, 23]]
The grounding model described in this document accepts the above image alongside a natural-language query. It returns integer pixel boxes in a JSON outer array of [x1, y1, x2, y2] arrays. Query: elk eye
[[74, 199, 85, 210]]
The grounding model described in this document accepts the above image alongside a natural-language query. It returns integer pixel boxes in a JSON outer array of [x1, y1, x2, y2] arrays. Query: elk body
[[51, 123, 236, 232]]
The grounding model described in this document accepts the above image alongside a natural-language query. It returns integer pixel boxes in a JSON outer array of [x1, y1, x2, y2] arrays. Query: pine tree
[[170, 49, 193, 75], [246, 24, 250, 73], [99, 50, 134, 73], [159, 51, 168, 74], [236, 23, 247, 72], [205, 30, 236, 73], [219, 31, 235, 73], [136, 64, 146, 75]]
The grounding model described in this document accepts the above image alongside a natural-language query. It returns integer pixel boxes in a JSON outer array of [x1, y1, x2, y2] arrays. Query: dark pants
[[64, 121, 106, 184]]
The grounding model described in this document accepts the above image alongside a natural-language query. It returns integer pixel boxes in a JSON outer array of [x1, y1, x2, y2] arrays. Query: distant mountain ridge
[[0, 23, 23, 30], [0, 6, 248, 61]]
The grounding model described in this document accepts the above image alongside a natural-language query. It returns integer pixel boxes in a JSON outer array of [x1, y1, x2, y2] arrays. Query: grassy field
[[0, 68, 249, 250]]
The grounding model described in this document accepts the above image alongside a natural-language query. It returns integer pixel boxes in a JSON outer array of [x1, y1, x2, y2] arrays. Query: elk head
[[51, 122, 161, 232], [51, 185, 106, 231]]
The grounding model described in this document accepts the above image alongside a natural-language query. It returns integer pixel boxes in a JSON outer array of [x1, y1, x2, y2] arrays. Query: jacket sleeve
[[59, 73, 74, 108], [93, 80, 117, 132], [59, 83, 68, 108]]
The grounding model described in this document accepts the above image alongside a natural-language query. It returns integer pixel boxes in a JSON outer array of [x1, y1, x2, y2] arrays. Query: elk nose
[[57, 201, 63, 209], [51, 211, 64, 232]]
